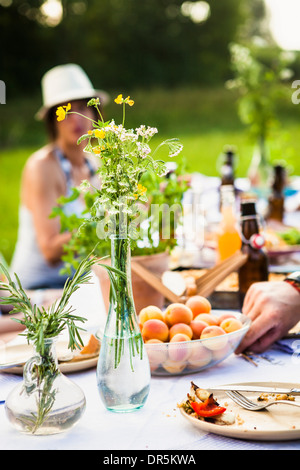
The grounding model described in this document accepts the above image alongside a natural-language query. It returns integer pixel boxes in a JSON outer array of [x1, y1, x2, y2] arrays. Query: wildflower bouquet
[[57, 94, 183, 241]]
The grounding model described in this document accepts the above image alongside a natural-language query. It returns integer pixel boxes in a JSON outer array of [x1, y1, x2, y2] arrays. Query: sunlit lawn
[[1, 86, 300, 264]]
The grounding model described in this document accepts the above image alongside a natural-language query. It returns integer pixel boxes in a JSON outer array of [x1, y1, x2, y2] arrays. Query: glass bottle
[[97, 235, 151, 412], [220, 147, 235, 188], [238, 200, 269, 306], [217, 185, 241, 262], [5, 338, 86, 435], [267, 164, 286, 222]]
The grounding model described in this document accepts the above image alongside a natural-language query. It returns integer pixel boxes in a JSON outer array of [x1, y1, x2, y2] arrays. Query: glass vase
[[5, 337, 86, 435], [97, 235, 151, 412]]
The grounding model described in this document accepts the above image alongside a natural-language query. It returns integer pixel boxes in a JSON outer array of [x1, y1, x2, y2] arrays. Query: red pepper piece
[[190, 395, 226, 418]]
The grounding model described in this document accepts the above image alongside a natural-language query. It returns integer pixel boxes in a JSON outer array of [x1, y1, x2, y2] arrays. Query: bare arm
[[22, 154, 71, 264]]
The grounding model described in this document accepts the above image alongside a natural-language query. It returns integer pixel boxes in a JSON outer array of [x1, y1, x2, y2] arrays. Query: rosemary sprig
[[0, 253, 99, 354]]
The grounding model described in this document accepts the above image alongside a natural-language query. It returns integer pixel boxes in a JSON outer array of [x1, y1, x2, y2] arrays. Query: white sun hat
[[36, 63, 110, 120]]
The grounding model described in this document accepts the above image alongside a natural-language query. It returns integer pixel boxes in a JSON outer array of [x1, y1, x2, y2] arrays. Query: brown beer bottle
[[220, 147, 235, 187], [238, 199, 269, 306], [267, 164, 286, 222]]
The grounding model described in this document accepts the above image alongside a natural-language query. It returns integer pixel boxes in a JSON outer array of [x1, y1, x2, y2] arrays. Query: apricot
[[141, 319, 169, 342], [168, 333, 191, 362], [217, 312, 237, 325], [169, 323, 193, 340], [164, 303, 193, 327], [187, 342, 212, 370], [212, 342, 231, 361], [185, 295, 211, 318], [162, 359, 186, 374], [189, 319, 208, 339], [194, 313, 219, 326], [146, 338, 163, 344], [220, 317, 243, 333], [200, 325, 228, 350], [139, 305, 164, 326], [145, 339, 168, 370]]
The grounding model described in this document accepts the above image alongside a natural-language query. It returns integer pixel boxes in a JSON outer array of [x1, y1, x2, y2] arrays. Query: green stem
[[122, 102, 126, 127], [108, 236, 143, 371], [67, 111, 99, 126]]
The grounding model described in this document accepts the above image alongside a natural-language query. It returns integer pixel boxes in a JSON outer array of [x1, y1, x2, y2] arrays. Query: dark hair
[[44, 98, 100, 142]]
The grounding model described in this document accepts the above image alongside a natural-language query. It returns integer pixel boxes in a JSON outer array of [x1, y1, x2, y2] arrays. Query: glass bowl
[[144, 310, 251, 376]]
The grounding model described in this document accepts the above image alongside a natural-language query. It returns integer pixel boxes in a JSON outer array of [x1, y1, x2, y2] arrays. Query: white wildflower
[[79, 179, 91, 192]]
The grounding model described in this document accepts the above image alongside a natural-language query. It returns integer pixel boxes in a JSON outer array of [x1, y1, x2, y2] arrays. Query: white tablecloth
[[1, 275, 300, 451]]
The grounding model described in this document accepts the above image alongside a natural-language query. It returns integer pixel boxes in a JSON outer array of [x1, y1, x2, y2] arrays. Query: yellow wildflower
[[56, 107, 66, 121], [137, 184, 147, 195], [134, 183, 147, 199], [93, 146, 102, 154], [125, 96, 134, 106], [114, 94, 123, 104], [94, 129, 106, 139], [88, 130, 93, 135], [114, 94, 134, 106], [56, 103, 71, 121]]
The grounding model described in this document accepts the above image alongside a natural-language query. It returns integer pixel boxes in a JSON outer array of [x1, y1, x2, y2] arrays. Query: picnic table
[[1, 275, 300, 452]]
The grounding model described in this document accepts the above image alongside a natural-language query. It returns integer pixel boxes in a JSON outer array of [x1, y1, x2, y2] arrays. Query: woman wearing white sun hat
[[10, 64, 109, 289]]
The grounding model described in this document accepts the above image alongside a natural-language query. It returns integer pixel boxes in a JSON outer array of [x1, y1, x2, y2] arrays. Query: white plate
[[0, 335, 98, 375], [179, 381, 300, 441]]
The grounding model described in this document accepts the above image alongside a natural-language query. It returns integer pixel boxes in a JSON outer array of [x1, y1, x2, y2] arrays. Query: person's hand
[[235, 281, 300, 354]]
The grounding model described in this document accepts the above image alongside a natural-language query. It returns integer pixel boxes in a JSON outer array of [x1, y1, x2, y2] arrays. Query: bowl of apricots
[[139, 295, 251, 376]]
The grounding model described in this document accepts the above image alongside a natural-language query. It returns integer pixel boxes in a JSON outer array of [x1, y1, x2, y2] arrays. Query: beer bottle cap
[[250, 233, 265, 249], [240, 200, 257, 217]]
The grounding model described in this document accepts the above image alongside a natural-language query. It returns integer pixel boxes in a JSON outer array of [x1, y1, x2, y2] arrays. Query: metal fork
[[225, 390, 300, 411]]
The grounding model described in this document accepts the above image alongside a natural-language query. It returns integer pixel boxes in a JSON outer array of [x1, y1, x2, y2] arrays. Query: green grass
[[0, 147, 33, 264], [1, 86, 300, 264]]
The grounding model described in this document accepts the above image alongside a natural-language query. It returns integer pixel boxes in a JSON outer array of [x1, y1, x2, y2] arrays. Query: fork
[[225, 390, 300, 411]]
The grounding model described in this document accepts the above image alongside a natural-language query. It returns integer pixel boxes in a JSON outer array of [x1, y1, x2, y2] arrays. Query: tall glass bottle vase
[[5, 338, 86, 435], [97, 236, 151, 412]]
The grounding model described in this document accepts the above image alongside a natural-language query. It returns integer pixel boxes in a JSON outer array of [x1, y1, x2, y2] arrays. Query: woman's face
[[55, 99, 95, 146]]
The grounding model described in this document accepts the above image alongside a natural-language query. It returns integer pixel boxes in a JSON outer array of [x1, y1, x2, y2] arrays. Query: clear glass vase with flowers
[[56, 94, 183, 412]]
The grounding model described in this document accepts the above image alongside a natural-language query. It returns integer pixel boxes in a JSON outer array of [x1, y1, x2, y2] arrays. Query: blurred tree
[[1, 0, 248, 95], [238, 0, 273, 45]]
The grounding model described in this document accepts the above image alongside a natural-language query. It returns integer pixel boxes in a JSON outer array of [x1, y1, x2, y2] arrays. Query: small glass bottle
[[5, 338, 86, 435], [267, 164, 286, 222], [238, 199, 269, 306], [217, 185, 241, 262]]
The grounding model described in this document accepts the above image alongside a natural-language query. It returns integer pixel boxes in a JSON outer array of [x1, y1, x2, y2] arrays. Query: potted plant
[[227, 43, 294, 196]]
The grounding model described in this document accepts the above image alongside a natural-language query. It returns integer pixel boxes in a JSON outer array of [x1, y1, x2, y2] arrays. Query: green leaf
[[77, 133, 90, 144]]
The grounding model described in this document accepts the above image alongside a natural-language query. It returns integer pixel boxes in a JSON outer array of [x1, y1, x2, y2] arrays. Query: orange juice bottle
[[217, 185, 241, 262]]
